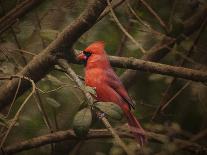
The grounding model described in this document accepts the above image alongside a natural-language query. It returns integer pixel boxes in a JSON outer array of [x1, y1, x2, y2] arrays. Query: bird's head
[[77, 41, 105, 63]]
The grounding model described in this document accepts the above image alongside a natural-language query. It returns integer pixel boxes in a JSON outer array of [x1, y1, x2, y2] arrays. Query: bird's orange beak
[[76, 51, 87, 61]]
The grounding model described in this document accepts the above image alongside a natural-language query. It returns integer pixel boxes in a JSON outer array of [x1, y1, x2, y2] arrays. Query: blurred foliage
[[0, 0, 207, 155]]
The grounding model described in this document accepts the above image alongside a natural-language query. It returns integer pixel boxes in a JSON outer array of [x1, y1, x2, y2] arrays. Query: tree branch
[[109, 56, 207, 82], [2, 129, 207, 154]]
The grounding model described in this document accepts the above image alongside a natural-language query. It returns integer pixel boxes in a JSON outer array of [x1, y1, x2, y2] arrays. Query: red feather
[[78, 41, 146, 145]]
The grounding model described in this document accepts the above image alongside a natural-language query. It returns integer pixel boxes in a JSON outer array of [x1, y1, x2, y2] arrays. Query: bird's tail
[[125, 111, 146, 146]]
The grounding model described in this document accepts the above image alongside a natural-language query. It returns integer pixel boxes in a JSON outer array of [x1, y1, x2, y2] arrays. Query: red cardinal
[[77, 41, 146, 145]]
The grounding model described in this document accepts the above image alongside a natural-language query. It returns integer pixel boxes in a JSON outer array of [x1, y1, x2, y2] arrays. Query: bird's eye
[[83, 51, 92, 57]]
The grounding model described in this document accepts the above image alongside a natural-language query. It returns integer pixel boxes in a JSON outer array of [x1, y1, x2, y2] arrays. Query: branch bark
[[0, 0, 43, 35], [0, 0, 109, 110], [109, 56, 207, 82], [2, 129, 207, 154], [120, 5, 207, 88]]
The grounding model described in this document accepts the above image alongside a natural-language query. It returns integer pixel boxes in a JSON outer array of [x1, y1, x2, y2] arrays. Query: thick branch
[[109, 56, 207, 82], [0, 0, 42, 35], [0, 0, 109, 110], [2, 129, 207, 154], [120, 5, 207, 88]]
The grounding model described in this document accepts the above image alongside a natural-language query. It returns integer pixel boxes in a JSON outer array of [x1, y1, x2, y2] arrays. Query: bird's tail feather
[[126, 111, 146, 146]]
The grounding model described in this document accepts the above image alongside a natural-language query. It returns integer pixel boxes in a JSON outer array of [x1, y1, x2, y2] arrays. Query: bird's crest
[[84, 41, 105, 54]]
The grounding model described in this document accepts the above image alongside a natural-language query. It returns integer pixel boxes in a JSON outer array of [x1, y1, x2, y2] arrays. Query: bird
[[77, 41, 146, 145]]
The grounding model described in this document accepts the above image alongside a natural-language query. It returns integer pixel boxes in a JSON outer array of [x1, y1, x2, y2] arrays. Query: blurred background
[[0, 0, 207, 154]]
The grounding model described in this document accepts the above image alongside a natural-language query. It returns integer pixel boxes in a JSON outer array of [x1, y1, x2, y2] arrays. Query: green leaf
[[73, 108, 92, 137], [46, 97, 61, 108], [40, 29, 59, 42], [94, 102, 123, 120]]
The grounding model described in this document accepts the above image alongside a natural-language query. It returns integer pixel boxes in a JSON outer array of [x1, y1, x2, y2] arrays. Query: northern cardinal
[[77, 41, 146, 145]]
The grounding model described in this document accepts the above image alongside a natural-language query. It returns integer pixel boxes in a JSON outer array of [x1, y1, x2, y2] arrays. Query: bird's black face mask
[[77, 51, 92, 66], [83, 51, 92, 66]]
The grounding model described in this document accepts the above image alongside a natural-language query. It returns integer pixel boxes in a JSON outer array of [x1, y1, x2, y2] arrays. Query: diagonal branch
[[138, 0, 168, 32], [98, 0, 125, 21], [107, 0, 146, 53]]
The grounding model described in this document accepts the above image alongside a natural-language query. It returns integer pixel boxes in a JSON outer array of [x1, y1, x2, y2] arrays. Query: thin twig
[[8, 49, 36, 56], [38, 84, 74, 94], [33, 91, 55, 154], [0, 76, 35, 148], [175, 128, 207, 152], [101, 116, 137, 154], [6, 78, 22, 118], [33, 92, 53, 131], [10, 28, 28, 66], [189, 128, 207, 142], [107, 0, 146, 54], [138, 0, 168, 32], [115, 20, 132, 56], [161, 81, 191, 111], [0, 46, 22, 70], [127, 2, 162, 36], [173, 51, 202, 66], [168, 0, 177, 30], [69, 141, 84, 155], [151, 17, 207, 120], [98, 0, 125, 21], [151, 81, 191, 120], [34, 11, 46, 48], [127, 2, 149, 28]]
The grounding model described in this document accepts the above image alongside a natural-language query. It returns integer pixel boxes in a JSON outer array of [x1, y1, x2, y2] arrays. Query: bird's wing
[[105, 69, 136, 109]]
